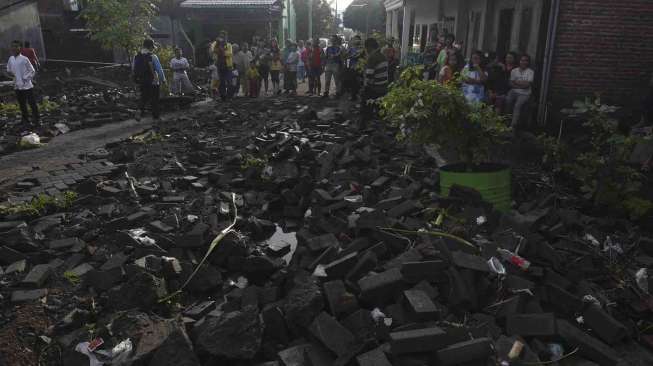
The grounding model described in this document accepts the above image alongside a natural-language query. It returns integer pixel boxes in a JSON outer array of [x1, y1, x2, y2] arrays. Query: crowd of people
[[421, 33, 535, 127], [202, 32, 399, 104]]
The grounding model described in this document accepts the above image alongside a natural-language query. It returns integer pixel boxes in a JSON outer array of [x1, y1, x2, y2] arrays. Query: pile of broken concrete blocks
[[1, 98, 652, 366]]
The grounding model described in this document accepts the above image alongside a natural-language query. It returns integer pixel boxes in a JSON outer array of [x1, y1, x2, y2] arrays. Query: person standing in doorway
[[505, 54, 535, 127], [212, 31, 234, 101], [170, 47, 194, 96], [7, 40, 39, 124], [133, 39, 166, 121], [21, 41, 40, 71], [323, 35, 343, 98]]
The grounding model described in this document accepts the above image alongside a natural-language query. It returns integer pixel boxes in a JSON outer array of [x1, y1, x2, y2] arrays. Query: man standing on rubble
[[360, 38, 389, 128], [6, 40, 39, 124], [170, 47, 195, 96], [133, 39, 166, 121]]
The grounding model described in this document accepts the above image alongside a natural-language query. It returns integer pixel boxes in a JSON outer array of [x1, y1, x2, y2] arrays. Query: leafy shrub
[[380, 66, 509, 168], [540, 98, 652, 219]]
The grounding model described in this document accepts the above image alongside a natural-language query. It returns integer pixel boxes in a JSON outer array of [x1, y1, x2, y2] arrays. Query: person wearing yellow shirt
[[211, 31, 234, 101], [246, 61, 260, 98], [270, 54, 283, 95]]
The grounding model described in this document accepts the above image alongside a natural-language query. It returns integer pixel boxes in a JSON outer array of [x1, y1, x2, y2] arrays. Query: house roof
[[180, 0, 279, 9]]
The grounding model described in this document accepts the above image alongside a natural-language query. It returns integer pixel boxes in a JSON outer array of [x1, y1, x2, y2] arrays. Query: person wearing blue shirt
[[133, 39, 166, 121]]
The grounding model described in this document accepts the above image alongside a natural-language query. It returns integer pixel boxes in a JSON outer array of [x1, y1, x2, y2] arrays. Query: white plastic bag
[[20, 133, 41, 147]]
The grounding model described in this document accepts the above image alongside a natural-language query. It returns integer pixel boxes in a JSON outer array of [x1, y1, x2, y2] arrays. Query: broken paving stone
[[581, 304, 628, 345], [277, 343, 334, 366], [5, 259, 27, 274], [305, 233, 340, 252], [195, 306, 262, 359], [390, 326, 449, 354], [322, 251, 359, 278], [100, 252, 129, 271], [358, 267, 405, 305], [68, 263, 94, 277], [11, 289, 48, 302], [149, 220, 175, 233], [402, 289, 440, 321], [506, 313, 556, 337], [149, 329, 200, 366], [284, 274, 325, 329], [183, 301, 217, 320], [108, 271, 167, 310], [49, 237, 86, 250], [400, 260, 448, 282], [308, 312, 357, 357], [323, 280, 358, 317], [21, 264, 52, 287], [177, 222, 210, 248], [556, 319, 619, 366], [83, 268, 123, 292], [0, 246, 27, 266], [452, 251, 490, 272], [356, 347, 392, 366], [387, 200, 422, 218], [436, 337, 493, 366]]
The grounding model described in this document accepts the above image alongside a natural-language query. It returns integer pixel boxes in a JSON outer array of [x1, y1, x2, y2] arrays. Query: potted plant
[[380, 66, 512, 211]]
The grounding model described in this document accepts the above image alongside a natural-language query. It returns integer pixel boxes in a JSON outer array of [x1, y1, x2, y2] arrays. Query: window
[[519, 7, 533, 53]]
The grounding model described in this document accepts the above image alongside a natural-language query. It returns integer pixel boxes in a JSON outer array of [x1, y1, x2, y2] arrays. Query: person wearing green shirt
[[436, 34, 455, 69]]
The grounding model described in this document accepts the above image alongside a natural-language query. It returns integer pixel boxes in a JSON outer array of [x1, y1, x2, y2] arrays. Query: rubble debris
[[1, 96, 652, 366]]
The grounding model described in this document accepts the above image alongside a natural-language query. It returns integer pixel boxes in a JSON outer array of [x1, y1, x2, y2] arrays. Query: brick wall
[[549, 0, 653, 107]]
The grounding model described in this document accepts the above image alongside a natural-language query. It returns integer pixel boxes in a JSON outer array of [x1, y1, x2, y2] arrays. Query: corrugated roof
[[180, 0, 278, 8]]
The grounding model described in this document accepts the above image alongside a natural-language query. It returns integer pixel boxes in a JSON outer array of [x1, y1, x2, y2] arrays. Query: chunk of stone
[[308, 312, 356, 357], [195, 306, 262, 359]]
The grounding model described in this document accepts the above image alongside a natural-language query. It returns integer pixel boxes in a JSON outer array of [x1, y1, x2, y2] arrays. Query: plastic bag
[[19, 133, 41, 147]]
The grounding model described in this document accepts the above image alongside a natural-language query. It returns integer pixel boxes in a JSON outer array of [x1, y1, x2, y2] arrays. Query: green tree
[[82, 0, 160, 56], [294, 0, 336, 41], [343, 0, 386, 35]]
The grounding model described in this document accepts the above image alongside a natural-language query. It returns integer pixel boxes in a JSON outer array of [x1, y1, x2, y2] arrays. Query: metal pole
[[308, 0, 313, 40]]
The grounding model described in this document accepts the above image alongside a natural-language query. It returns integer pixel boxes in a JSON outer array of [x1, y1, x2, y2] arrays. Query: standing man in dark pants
[[133, 39, 166, 121], [360, 38, 389, 128], [6, 40, 39, 124]]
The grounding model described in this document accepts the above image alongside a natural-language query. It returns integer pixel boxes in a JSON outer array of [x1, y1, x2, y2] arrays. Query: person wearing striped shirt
[[360, 38, 389, 125]]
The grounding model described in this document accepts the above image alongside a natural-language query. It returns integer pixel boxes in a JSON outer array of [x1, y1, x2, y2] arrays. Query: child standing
[[270, 54, 282, 95], [208, 63, 220, 99], [246, 61, 260, 97]]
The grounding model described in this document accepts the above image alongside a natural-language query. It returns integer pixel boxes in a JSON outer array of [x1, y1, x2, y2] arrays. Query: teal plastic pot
[[439, 163, 511, 212]]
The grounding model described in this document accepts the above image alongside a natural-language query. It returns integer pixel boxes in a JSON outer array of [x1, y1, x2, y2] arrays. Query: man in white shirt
[[506, 54, 535, 127], [170, 47, 195, 96], [6, 40, 39, 124]]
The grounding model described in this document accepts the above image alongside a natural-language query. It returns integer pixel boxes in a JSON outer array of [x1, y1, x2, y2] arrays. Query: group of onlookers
[[423, 34, 535, 127]]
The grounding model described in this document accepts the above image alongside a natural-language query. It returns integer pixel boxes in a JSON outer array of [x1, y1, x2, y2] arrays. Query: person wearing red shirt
[[21, 41, 40, 70], [307, 39, 324, 95]]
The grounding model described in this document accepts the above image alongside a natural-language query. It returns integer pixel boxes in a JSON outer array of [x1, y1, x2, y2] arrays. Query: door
[[496, 8, 514, 58]]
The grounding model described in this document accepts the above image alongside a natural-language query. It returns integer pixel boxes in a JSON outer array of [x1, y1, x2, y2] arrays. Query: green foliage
[[82, 0, 160, 55], [0, 191, 78, 217], [63, 271, 82, 285], [343, 0, 386, 34], [241, 154, 268, 170], [294, 0, 336, 39], [0, 100, 59, 117], [380, 66, 510, 167], [541, 97, 652, 219]]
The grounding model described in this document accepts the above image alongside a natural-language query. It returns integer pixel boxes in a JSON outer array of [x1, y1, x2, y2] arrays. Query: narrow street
[[2, 0, 653, 364]]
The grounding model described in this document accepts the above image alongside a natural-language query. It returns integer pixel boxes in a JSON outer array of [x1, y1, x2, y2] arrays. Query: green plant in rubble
[[0, 191, 78, 217], [241, 154, 268, 170], [63, 271, 81, 285], [543, 97, 652, 219], [0, 100, 59, 117], [380, 66, 509, 169]]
